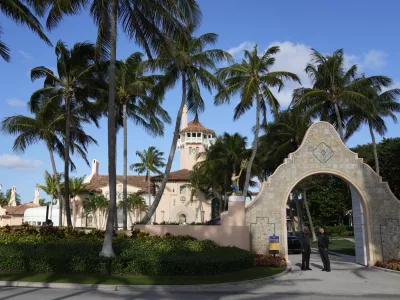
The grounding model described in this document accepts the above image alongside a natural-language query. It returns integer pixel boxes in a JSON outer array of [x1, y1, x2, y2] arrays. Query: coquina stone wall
[[245, 122, 400, 265]]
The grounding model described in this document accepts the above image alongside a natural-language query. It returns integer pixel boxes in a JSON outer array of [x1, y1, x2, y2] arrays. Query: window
[[87, 215, 93, 227], [197, 133, 201, 137], [180, 186, 187, 194], [208, 135, 211, 138], [189, 147, 192, 155], [196, 147, 199, 154], [203, 134, 207, 139], [178, 134, 181, 139], [180, 196, 186, 203], [179, 214, 187, 224], [186, 133, 190, 137], [37, 222, 42, 226], [118, 193, 122, 200]]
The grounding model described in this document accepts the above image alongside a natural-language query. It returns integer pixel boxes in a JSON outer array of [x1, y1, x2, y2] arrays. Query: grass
[[0, 267, 284, 285], [312, 238, 355, 256]]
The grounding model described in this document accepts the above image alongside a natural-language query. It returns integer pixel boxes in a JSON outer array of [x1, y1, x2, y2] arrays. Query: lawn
[[312, 238, 355, 256], [0, 267, 284, 285]]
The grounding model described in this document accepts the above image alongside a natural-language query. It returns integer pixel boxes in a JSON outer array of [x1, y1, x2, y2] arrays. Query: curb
[[0, 268, 291, 292], [371, 266, 400, 275]]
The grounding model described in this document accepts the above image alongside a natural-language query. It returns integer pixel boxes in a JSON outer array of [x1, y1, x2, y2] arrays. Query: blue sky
[[1, 0, 399, 202]]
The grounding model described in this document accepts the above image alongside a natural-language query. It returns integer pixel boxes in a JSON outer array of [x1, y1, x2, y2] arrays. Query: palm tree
[[215, 45, 301, 198], [106, 52, 170, 230], [118, 193, 147, 224], [292, 48, 392, 141], [41, 0, 201, 258], [130, 146, 165, 223], [0, 0, 51, 62], [83, 194, 109, 229], [30, 40, 100, 227], [1, 98, 97, 227], [140, 30, 231, 224], [38, 171, 64, 221], [344, 86, 400, 175], [0, 191, 9, 207]]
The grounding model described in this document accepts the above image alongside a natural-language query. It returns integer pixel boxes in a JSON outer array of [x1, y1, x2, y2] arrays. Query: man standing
[[300, 227, 312, 271], [318, 226, 331, 272]]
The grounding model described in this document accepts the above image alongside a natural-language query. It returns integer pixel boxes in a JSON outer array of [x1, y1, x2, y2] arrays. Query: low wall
[[133, 224, 250, 251]]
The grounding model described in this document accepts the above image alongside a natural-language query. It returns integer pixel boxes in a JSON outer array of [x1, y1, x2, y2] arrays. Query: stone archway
[[245, 122, 400, 266]]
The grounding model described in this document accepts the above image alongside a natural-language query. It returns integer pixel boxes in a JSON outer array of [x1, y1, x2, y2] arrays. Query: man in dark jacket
[[299, 227, 312, 271], [318, 226, 331, 272]]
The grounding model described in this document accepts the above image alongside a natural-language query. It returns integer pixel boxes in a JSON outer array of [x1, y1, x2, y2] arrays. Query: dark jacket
[[299, 232, 311, 252], [317, 232, 329, 249]]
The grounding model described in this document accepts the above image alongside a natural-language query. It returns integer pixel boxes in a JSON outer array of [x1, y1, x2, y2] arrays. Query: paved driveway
[[0, 251, 399, 299]]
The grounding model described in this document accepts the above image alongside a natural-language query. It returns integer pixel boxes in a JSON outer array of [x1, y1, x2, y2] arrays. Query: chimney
[[92, 159, 99, 176], [181, 105, 188, 130], [9, 186, 17, 206], [33, 185, 40, 205]]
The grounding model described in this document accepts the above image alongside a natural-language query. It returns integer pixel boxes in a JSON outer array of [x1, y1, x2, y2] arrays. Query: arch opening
[[283, 172, 370, 267]]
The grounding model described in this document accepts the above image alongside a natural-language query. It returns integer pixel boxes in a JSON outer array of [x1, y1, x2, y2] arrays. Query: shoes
[[321, 269, 326, 271], [306, 268, 312, 271], [326, 270, 331, 272], [301, 268, 306, 271]]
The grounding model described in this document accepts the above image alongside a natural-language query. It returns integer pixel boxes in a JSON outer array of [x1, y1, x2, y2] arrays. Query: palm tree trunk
[[47, 145, 63, 227], [303, 187, 317, 241], [369, 122, 380, 175], [243, 93, 261, 197], [100, 0, 117, 258], [147, 175, 152, 224], [334, 102, 345, 142], [122, 103, 128, 230], [141, 73, 187, 224], [64, 96, 72, 227]]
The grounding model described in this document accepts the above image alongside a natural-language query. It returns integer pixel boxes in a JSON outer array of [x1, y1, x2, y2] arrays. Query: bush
[[324, 226, 351, 236], [254, 255, 286, 268], [375, 260, 400, 271], [0, 225, 255, 276]]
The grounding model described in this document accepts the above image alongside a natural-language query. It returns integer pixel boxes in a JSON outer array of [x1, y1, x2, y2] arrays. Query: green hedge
[[0, 226, 255, 276]]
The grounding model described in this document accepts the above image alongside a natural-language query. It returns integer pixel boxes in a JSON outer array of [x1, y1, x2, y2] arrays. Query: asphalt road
[[0, 251, 399, 299]]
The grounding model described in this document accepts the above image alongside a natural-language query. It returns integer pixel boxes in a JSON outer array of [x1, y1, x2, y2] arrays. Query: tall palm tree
[[41, 0, 201, 258], [118, 193, 147, 224], [141, 30, 231, 224], [2, 98, 97, 227], [0, 0, 51, 62], [216, 45, 301, 198], [344, 86, 400, 175], [130, 146, 165, 223], [38, 171, 64, 221], [107, 52, 170, 230], [30, 40, 100, 227], [292, 48, 392, 141]]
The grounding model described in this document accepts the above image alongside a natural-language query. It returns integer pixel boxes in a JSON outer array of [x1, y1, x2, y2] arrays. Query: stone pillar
[[181, 105, 188, 129]]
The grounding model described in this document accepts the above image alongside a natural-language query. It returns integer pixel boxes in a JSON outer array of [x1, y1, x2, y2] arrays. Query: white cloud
[[0, 154, 42, 170], [227, 41, 256, 59], [7, 98, 26, 107], [363, 50, 388, 69], [18, 50, 33, 61]]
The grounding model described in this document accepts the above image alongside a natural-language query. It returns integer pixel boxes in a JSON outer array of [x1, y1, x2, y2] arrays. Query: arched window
[[179, 214, 186, 224], [87, 214, 93, 227]]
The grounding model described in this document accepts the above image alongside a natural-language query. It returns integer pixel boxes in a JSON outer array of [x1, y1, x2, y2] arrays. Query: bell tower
[[177, 106, 215, 170]]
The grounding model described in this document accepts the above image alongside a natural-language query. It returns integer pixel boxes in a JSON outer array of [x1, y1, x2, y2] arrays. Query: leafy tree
[[0, 191, 8, 207], [352, 138, 400, 199], [344, 85, 400, 175], [130, 146, 165, 222], [118, 193, 147, 224], [30, 41, 100, 227], [140, 30, 231, 224], [38, 171, 64, 205], [41, 0, 202, 258], [216, 45, 300, 198], [100, 52, 170, 230], [0, 0, 51, 62], [292, 48, 391, 141], [2, 93, 97, 226], [83, 194, 109, 230]]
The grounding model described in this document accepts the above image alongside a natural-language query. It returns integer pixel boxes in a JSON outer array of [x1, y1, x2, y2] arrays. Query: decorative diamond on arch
[[313, 142, 334, 163]]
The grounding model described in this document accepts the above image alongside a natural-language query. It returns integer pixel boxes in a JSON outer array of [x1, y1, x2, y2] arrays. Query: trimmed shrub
[[0, 226, 255, 276], [254, 255, 286, 268], [375, 260, 400, 271]]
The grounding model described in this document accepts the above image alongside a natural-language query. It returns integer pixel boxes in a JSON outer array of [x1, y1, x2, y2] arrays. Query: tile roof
[[85, 174, 149, 192], [180, 120, 215, 135], [4, 203, 39, 215], [151, 169, 190, 182]]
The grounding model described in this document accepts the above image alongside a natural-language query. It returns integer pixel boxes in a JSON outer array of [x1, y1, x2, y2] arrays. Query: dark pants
[[319, 247, 331, 270], [301, 250, 310, 269]]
